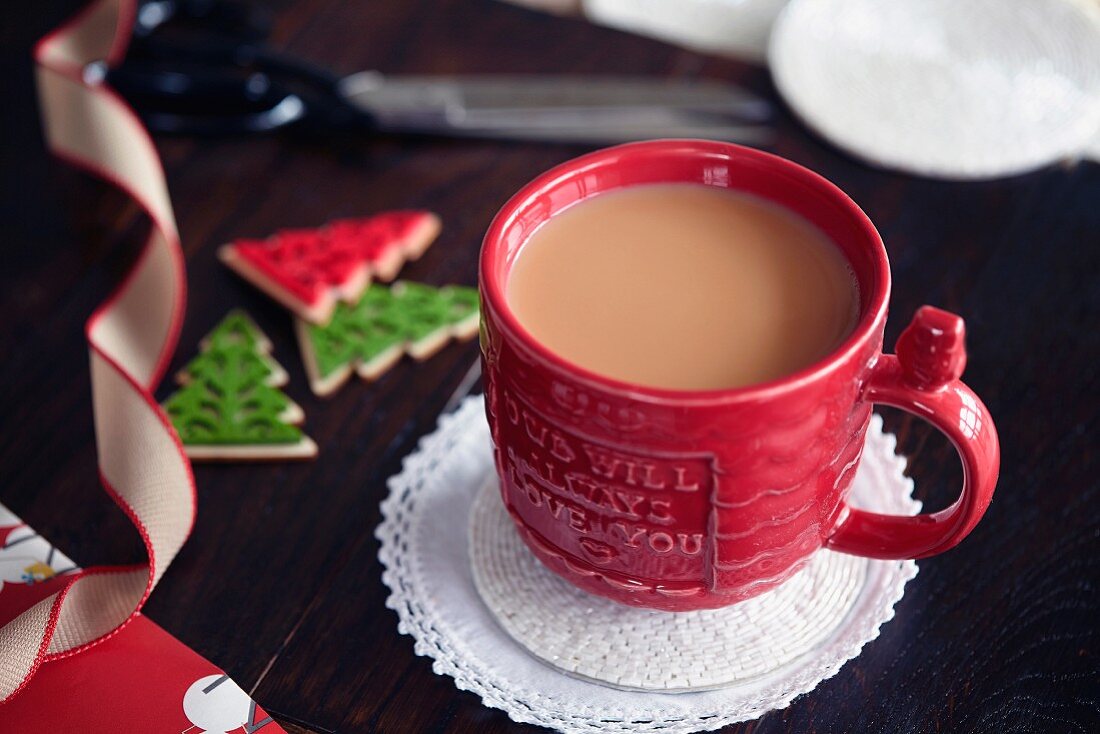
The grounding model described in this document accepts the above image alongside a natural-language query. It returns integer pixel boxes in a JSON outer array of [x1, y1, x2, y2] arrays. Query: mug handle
[[826, 306, 1000, 560]]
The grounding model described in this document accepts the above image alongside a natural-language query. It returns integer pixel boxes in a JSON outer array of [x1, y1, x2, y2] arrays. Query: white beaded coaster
[[470, 479, 870, 692], [769, 0, 1100, 179], [378, 397, 920, 733]]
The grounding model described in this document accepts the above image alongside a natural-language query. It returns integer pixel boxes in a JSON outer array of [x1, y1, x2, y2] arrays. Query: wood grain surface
[[1, 1, 1097, 732]]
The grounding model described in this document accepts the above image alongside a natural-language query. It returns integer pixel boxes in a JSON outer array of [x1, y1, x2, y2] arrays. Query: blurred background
[[1, 1, 1097, 732]]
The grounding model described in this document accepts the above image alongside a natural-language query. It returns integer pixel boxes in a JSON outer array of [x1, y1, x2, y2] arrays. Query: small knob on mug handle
[[896, 305, 967, 390]]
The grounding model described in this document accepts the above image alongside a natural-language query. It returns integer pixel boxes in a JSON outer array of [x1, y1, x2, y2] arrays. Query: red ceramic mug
[[479, 140, 999, 612]]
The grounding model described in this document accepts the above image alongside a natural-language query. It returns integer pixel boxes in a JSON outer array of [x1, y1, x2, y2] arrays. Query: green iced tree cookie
[[297, 281, 479, 396], [164, 310, 317, 460]]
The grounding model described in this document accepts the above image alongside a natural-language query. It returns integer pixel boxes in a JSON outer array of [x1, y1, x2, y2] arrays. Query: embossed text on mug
[[499, 388, 714, 585]]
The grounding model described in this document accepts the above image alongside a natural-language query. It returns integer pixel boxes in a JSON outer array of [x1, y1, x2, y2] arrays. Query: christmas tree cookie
[[296, 281, 479, 397], [164, 310, 318, 461], [218, 211, 441, 325]]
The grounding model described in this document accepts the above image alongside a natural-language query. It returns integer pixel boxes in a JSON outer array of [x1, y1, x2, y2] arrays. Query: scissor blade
[[341, 71, 769, 117], [443, 360, 482, 414], [443, 122, 771, 145], [348, 73, 767, 115]]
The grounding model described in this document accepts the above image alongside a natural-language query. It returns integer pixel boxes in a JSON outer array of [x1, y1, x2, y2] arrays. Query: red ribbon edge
[[1, 0, 198, 704]]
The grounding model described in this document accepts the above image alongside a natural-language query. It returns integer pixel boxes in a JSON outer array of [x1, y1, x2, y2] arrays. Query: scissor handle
[[101, 65, 303, 134], [101, 48, 373, 135], [132, 0, 272, 41]]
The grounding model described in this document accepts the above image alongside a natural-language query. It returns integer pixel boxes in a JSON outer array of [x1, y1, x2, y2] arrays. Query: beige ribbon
[[0, 0, 195, 702]]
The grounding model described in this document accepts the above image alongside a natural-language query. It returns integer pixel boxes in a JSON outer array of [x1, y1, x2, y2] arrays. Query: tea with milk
[[506, 183, 858, 391]]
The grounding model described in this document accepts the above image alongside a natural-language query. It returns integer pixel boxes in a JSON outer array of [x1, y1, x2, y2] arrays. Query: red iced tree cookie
[[219, 211, 441, 325]]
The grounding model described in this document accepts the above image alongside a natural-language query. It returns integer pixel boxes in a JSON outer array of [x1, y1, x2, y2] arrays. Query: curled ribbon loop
[[0, 0, 196, 702]]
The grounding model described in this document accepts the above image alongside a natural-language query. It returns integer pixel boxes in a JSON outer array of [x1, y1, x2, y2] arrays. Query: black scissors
[[100, 0, 772, 143]]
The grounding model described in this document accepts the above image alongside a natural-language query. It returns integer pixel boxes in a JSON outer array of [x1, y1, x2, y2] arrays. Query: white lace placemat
[[769, 0, 1100, 179], [378, 396, 919, 733]]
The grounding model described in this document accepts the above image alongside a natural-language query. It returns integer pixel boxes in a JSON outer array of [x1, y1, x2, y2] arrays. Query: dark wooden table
[[3, 1, 1098, 732]]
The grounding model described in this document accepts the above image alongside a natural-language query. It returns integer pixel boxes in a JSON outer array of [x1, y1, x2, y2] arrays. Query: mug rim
[[479, 139, 891, 404]]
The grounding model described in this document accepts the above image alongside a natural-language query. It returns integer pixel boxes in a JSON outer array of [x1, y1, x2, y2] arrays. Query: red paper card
[[0, 504, 285, 734]]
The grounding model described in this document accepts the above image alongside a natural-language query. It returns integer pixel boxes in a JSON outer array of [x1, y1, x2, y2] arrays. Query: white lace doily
[[769, 0, 1100, 179], [378, 396, 919, 733]]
